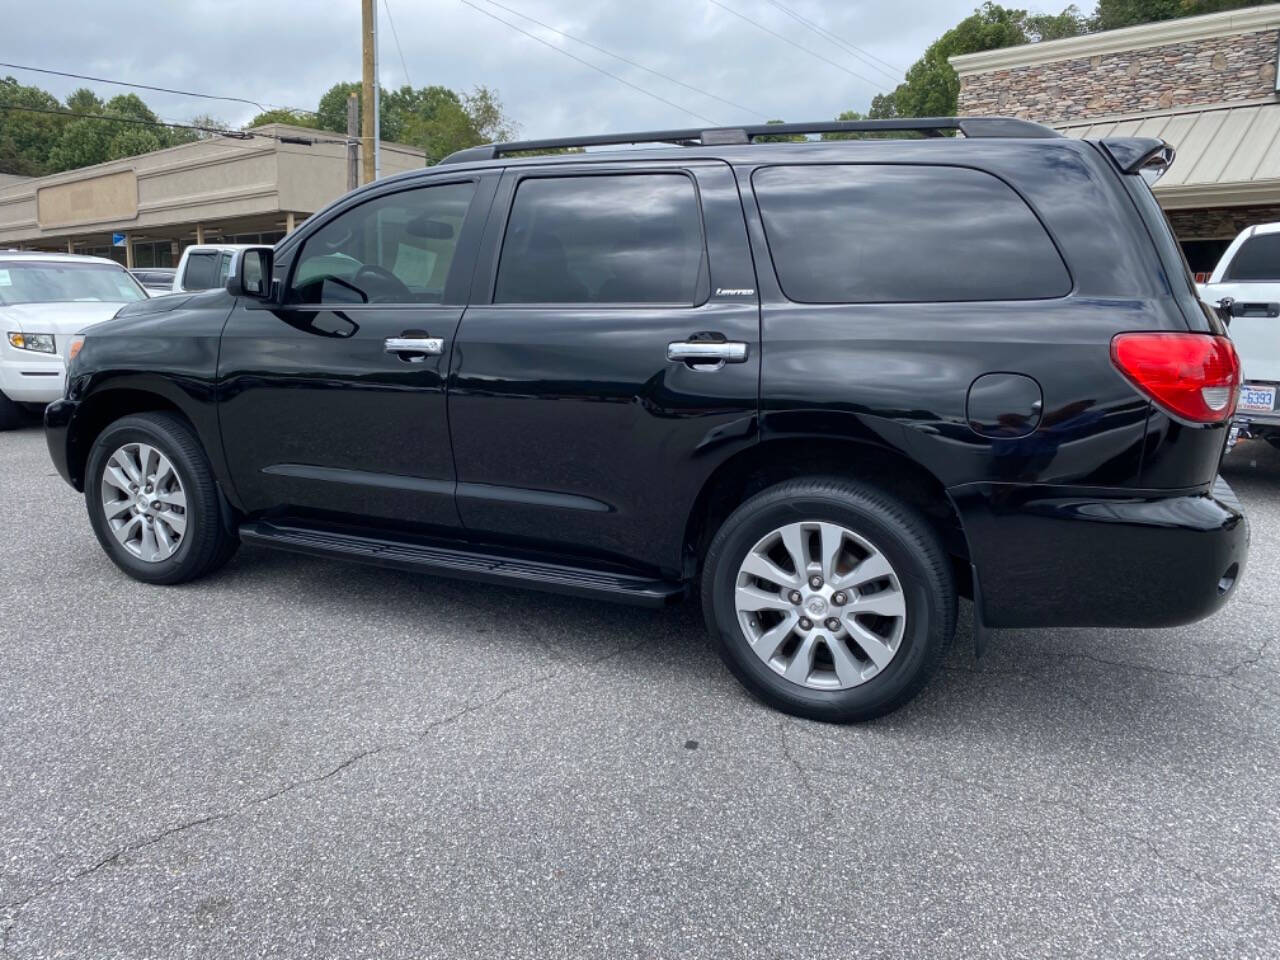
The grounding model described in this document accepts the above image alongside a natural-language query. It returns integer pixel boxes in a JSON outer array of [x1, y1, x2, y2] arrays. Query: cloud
[[5, 0, 982, 140]]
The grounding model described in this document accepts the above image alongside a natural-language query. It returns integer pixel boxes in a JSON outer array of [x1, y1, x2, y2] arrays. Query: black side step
[[238, 521, 684, 607]]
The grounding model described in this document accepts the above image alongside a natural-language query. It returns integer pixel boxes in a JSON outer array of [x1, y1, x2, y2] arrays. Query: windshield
[[0, 261, 148, 306]]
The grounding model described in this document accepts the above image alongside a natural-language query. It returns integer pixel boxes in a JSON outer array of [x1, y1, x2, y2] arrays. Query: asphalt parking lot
[[1, 422, 1277, 959]]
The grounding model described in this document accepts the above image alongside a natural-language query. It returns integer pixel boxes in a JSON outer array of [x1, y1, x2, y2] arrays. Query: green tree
[[754, 118, 807, 142], [64, 87, 104, 115], [867, 92, 900, 120], [1, 80, 229, 175], [821, 109, 867, 139], [397, 85, 517, 162], [104, 123, 168, 159], [820, 109, 907, 140], [880, 3, 1031, 119], [182, 112, 230, 142], [1091, 0, 1270, 31], [1025, 4, 1090, 39], [245, 107, 316, 129], [47, 93, 175, 171], [315, 81, 383, 137], [460, 86, 517, 144], [0, 77, 67, 176], [312, 80, 516, 164]]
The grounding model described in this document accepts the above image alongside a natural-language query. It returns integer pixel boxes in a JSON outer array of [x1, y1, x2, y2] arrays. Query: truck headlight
[[66, 335, 85, 369], [7, 332, 56, 354]]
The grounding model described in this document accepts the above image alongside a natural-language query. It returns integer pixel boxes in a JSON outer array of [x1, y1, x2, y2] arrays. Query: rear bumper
[[952, 478, 1247, 629], [1234, 411, 1280, 430], [44, 398, 79, 488]]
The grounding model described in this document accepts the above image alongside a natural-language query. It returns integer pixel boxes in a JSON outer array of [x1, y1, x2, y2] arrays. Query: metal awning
[[1057, 100, 1280, 209]]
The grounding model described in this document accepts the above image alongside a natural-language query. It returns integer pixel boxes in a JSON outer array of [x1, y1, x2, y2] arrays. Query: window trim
[[282, 178, 481, 308], [488, 168, 711, 309], [750, 161, 1074, 305]]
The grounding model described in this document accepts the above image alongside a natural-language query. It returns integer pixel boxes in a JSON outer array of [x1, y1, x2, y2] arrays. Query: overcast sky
[[4, 0, 983, 140]]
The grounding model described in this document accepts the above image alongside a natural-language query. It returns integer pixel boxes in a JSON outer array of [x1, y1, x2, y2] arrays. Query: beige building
[[0, 124, 425, 268], [952, 5, 1280, 274]]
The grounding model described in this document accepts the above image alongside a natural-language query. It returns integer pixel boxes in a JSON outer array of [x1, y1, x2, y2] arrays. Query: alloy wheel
[[734, 521, 907, 690], [99, 442, 189, 563]]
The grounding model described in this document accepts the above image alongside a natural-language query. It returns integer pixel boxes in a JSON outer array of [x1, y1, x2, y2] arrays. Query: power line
[[705, 0, 885, 93], [760, 0, 903, 80], [382, 0, 413, 87], [457, 0, 721, 126], [475, 0, 764, 120], [0, 61, 316, 116]]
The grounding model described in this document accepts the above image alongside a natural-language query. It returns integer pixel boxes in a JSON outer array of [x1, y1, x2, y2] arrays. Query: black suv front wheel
[[702, 477, 956, 722], [85, 412, 238, 585]]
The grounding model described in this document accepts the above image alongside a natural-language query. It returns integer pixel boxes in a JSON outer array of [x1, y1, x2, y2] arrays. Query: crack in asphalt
[[1224, 633, 1275, 677], [777, 721, 822, 801], [0, 637, 650, 953]]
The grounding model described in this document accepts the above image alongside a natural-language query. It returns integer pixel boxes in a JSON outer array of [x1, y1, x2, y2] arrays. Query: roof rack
[[439, 116, 1061, 164]]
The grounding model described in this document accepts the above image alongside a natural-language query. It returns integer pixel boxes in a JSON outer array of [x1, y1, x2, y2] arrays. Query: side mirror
[[226, 246, 274, 298]]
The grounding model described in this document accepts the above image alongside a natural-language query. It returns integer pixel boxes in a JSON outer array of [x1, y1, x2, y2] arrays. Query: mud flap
[[970, 561, 988, 659]]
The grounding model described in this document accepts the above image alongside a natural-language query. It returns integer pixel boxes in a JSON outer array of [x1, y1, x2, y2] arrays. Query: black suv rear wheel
[[85, 412, 238, 585], [701, 477, 956, 722]]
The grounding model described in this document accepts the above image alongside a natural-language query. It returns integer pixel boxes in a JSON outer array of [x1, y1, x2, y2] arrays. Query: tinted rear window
[[1225, 233, 1280, 281], [494, 174, 706, 305], [752, 164, 1071, 303], [182, 252, 218, 290]]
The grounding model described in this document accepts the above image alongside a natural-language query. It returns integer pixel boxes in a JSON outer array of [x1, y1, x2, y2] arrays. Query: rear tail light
[[1111, 332, 1240, 423]]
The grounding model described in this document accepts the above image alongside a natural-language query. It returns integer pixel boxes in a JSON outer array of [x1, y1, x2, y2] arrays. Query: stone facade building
[[952, 5, 1280, 273]]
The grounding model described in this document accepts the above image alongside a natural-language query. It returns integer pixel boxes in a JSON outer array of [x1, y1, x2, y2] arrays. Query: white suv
[[0, 252, 148, 429], [1199, 222, 1280, 447]]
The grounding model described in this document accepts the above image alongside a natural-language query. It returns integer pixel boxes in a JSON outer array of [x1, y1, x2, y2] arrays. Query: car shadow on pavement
[[218, 483, 1277, 764]]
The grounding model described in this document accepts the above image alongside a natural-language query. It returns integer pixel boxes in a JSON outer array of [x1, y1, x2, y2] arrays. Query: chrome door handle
[[385, 336, 444, 356], [667, 341, 748, 363]]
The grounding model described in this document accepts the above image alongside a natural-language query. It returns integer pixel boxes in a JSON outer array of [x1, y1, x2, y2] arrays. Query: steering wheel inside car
[[353, 264, 412, 302]]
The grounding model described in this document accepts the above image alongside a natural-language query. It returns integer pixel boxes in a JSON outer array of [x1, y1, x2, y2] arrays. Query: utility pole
[[346, 92, 359, 192], [360, 0, 378, 184], [372, 9, 381, 182]]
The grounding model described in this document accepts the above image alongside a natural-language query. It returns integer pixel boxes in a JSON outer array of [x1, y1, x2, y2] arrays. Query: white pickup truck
[[170, 244, 258, 294], [1198, 222, 1280, 449]]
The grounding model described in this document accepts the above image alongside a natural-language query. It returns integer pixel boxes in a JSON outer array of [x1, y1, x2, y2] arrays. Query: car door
[[218, 174, 495, 533], [448, 161, 760, 575]]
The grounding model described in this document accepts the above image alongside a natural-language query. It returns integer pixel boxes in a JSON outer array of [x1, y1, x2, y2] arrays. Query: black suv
[[45, 118, 1248, 722]]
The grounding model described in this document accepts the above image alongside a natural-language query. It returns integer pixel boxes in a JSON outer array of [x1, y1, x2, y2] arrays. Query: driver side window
[[288, 181, 477, 305]]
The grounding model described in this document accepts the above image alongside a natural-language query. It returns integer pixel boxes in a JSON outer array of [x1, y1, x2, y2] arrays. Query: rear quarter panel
[[739, 139, 1174, 492]]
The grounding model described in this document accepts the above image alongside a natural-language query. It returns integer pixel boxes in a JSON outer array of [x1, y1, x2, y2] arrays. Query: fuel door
[[967, 373, 1043, 439]]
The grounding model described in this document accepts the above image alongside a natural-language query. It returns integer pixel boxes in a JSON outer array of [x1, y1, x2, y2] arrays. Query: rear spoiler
[[1100, 137, 1175, 178]]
